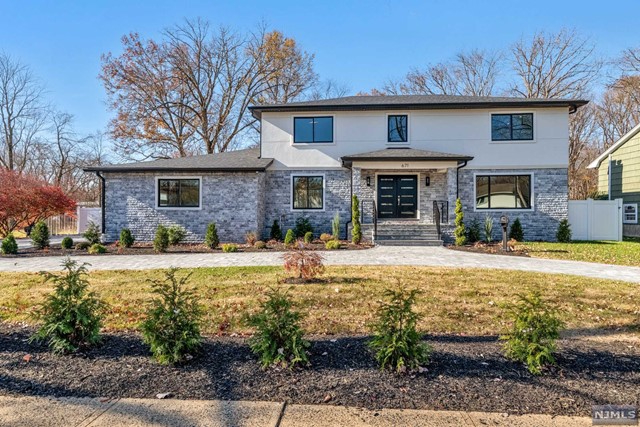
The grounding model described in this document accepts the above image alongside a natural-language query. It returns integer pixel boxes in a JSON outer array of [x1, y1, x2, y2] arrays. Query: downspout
[[95, 171, 106, 236], [456, 160, 468, 200]]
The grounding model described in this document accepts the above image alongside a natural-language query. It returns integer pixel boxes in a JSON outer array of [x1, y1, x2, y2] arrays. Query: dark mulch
[[1, 324, 638, 416]]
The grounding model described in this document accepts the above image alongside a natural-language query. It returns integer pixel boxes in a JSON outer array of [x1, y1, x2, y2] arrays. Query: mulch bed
[[447, 242, 531, 257], [1, 323, 638, 416]]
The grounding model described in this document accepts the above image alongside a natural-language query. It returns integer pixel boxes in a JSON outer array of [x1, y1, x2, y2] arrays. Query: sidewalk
[[0, 396, 592, 426]]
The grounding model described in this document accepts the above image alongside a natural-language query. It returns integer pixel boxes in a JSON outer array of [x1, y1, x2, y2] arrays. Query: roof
[[341, 148, 473, 166], [84, 148, 273, 173], [588, 123, 640, 169], [250, 95, 589, 118]]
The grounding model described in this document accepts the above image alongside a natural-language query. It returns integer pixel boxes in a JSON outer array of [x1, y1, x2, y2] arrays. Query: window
[[388, 115, 408, 142], [158, 178, 200, 208], [292, 176, 323, 209], [491, 113, 533, 141], [475, 175, 532, 209], [294, 117, 333, 143], [623, 204, 638, 224]]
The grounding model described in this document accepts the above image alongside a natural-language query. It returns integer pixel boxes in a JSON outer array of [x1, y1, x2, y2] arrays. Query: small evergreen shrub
[[254, 240, 267, 249], [83, 221, 101, 245], [222, 243, 238, 253], [205, 223, 219, 249], [466, 218, 482, 243], [167, 225, 186, 245], [246, 288, 310, 368], [509, 218, 524, 242], [325, 240, 341, 250], [270, 220, 283, 241], [75, 241, 91, 251], [141, 268, 202, 364], [484, 215, 494, 243], [60, 236, 74, 250], [88, 243, 106, 254], [331, 211, 341, 239], [284, 229, 296, 246], [556, 219, 572, 243], [501, 291, 563, 375], [31, 259, 106, 354], [31, 221, 50, 249], [294, 217, 313, 238], [303, 231, 313, 244], [245, 231, 258, 246], [1, 234, 18, 255], [119, 228, 135, 248], [153, 225, 169, 253], [283, 249, 324, 280], [352, 195, 362, 244], [369, 288, 430, 373], [453, 198, 466, 246], [319, 233, 333, 242]]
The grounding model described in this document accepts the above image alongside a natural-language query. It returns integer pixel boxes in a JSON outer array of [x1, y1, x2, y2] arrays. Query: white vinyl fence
[[568, 198, 623, 241], [77, 207, 102, 234]]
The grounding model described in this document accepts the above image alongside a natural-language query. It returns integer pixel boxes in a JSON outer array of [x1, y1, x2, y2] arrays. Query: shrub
[[153, 225, 169, 253], [283, 249, 324, 280], [303, 231, 313, 244], [83, 221, 101, 245], [331, 211, 341, 240], [325, 240, 341, 250], [1, 233, 18, 255], [31, 221, 50, 249], [270, 220, 283, 241], [246, 288, 310, 368], [119, 228, 135, 248], [141, 268, 202, 364], [222, 243, 238, 253], [255, 240, 267, 249], [245, 231, 258, 246], [294, 217, 313, 238], [30, 259, 106, 354], [167, 225, 186, 245], [88, 243, 106, 254], [204, 223, 219, 249], [60, 236, 74, 250], [556, 219, 571, 243], [319, 233, 333, 242], [369, 288, 430, 373], [501, 291, 563, 375], [466, 218, 482, 243], [484, 215, 494, 243], [453, 199, 466, 246], [509, 218, 524, 242], [284, 229, 296, 246], [352, 195, 362, 244], [75, 241, 91, 250]]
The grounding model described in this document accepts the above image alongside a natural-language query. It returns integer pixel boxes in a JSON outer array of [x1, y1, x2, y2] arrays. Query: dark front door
[[377, 175, 418, 218]]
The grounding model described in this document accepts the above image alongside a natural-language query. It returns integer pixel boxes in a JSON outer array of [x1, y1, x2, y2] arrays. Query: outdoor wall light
[[425, 176, 430, 186], [366, 176, 371, 186]]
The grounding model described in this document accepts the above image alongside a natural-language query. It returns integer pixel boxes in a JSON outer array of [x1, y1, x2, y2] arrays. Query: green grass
[[1, 266, 638, 336], [522, 237, 640, 267]]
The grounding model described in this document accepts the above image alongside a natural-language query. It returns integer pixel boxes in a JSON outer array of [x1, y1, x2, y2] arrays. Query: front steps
[[362, 221, 443, 246]]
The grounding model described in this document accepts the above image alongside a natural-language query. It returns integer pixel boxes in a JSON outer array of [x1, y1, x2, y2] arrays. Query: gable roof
[[249, 95, 589, 119], [588, 123, 640, 169], [85, 148, 273, 173], [341, 148, 473, 166]]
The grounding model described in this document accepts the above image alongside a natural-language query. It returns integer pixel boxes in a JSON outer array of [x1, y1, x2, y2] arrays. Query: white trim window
[[387, 114, 408, 143], [623, 203, 638, 224], [156, 177, 202, 209], [474, 173, 533, 211], [291, 175, 324, 210], [293, 116, 333, 143], [491, 113, 534, 141]]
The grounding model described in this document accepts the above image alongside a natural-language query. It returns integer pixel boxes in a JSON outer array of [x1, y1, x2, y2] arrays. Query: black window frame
[[293, 116, 334, 143], [475, 174, 532, 210], [491, 113, 534, 141], [387, 114, 408, 143], [157, 178, 201, 208], [292, 175, 324, 210]]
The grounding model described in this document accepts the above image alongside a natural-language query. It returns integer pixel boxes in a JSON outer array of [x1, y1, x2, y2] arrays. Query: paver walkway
[[0, 396, 593, 426], [1, 246, 639, 283]]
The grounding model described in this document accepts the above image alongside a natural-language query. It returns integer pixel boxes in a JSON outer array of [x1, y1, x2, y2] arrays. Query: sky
[[2, 0, 640, 136]]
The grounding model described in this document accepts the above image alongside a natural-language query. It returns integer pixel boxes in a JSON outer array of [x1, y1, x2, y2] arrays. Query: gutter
[[456, 160, 468, 200], [95, 171, 106, 237]]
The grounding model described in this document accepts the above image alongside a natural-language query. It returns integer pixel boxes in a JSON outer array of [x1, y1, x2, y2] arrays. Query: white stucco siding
[[260, 108, 569, 170]]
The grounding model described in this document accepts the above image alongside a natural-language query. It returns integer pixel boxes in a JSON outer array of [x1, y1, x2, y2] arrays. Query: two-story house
[[87, 95, 588, 244]]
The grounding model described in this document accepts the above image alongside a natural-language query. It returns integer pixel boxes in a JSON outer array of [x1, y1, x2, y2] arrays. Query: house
[[86, 95, 587, 245], [588, 123, 640, 237]]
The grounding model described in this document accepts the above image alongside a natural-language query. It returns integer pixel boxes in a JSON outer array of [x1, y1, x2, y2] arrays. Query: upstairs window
[[491, 113, 533, 141], [388, 115, 408, 142], [475, 174, 532, 210], [294, 117, 333, 143], [158, 178, 200, 208]]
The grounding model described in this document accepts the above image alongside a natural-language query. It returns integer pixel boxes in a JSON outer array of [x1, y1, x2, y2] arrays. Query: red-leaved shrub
[[283, 249, 324, 281]]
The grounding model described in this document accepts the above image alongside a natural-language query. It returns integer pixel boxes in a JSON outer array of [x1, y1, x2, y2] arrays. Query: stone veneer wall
[[103, 171, 266, 243], [447, 168, 569, 242], [263, 169, 352, 239]]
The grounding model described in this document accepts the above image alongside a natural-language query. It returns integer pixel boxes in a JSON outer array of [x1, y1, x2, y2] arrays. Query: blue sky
[[2, 0, 639, 135]]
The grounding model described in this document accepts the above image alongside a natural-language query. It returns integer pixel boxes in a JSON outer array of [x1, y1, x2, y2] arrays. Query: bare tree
[[568, 103, 600, 199], [597, 75, 640, 148], [307, 78, 350, 100]]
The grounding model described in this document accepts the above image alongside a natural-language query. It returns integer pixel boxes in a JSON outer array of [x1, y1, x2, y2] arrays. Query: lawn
[[2, 266, 638, 336], [521, 237, 640, 266]]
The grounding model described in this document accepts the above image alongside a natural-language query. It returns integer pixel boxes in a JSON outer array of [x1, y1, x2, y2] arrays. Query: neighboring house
[[86, 95, 587, 245], [588, 123, 640, 237]]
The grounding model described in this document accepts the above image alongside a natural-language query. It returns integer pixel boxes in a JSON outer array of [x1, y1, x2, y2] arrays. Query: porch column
[[446, 168, 457, 223], [351, 166, 362, 199]]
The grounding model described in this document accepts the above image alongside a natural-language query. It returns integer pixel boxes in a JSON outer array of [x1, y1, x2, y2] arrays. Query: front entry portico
[[377, 175, 418, 219]]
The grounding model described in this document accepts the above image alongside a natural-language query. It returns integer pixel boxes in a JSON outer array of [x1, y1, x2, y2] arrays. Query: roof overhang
[[83, 165, 272, 173], [341, 149, 473, 168], [588, 122, 640, 169]]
